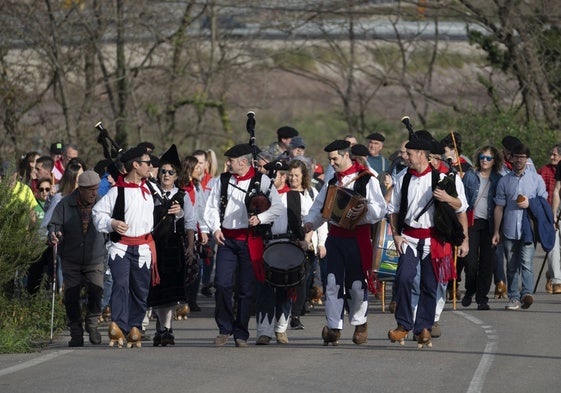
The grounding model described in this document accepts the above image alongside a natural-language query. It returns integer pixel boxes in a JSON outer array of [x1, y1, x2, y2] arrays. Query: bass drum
[[263, 240, 306, 288]]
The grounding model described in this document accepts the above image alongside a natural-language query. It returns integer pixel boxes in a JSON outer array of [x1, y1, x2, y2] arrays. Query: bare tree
[[454, 0, 561, 128]]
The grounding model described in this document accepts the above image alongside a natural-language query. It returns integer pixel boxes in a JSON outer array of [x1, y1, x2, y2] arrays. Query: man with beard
[[304, 140, 386, 346], [492, 143, 551, 310]]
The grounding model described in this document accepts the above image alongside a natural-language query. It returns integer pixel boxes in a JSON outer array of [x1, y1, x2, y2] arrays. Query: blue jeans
[[503, 238, 535, 300]]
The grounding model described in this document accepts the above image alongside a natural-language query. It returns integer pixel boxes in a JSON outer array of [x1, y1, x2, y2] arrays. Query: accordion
[[322, 185, 367, 230]]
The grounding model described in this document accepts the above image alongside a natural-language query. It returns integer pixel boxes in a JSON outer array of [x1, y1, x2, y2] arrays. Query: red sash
[[119, 234, 160, 286], [403, 225, 454, 283]]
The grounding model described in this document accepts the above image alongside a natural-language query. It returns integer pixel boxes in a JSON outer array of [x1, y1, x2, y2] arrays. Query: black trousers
[[62, 262, 104, 337], [464, 219, 495, 305]]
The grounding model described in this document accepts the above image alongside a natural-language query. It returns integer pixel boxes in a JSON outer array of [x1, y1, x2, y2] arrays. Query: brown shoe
[[416, 328, 432, 348], [101, 305, 111, 322], [126, 327, 142, 348], [494, 281, 507, 299], [352, 322, 368, 345], [546, 279, 553, 294], [108, 322, 125, 348], [275, 332, 289, 344], [174, 304, 190, 320], [388, 324, 408, 344], [310, 286, 323, 305], [321, 326, 341, 346], [553, 284, 561, 294]]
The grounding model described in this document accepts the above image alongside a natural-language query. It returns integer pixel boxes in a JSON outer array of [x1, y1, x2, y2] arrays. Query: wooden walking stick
[[449, 131, 463, 311]]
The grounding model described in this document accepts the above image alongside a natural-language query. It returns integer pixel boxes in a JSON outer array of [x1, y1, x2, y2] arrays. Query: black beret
[[120, 146, 148, 163], [93, 159, 113, 176], [405, 138, 432, 151], [413, 130, 444, 155], [276, 126, 299, 138], [414, 130, 433, 141], [351, 144, 369, 157], [366, 132, 385, 142], [430, 140, 445, 155], [501, 135, 522, 150], [159, 144, 181, 169], [324, 139, 351, 152], [149, 154, 160, 168], [137, 141, 155, 151], [440, 131, 462, 147], [263, 159, 289, 171], [224, 143, 253, 158]]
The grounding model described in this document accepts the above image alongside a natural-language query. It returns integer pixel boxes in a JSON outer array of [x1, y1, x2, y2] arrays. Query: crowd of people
[[2, 123, 558, 349]]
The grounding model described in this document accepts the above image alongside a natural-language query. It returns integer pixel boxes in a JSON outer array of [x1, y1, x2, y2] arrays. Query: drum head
[[263, 242, 305, 269]]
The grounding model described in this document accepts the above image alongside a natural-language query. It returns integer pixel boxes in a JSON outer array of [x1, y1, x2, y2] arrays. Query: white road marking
[[455, 311, 498, 393], [0, 350, 73, 377]]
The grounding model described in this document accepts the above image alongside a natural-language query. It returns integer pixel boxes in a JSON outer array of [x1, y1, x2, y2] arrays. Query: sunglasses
[[136, 160, 152, 166], [479, 155, 494, 162], [39, 187, 51, 192], [160, 169, 176, 176]]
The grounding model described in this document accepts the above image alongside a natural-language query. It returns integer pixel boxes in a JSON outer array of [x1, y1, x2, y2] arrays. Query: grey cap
[[78, 170, 101, 188]]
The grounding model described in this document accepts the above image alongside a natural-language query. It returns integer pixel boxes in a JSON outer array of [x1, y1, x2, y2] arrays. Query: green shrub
[[0, 288, 66, 353], [0, 165, 66, 353], [429, 109, 557, 167]]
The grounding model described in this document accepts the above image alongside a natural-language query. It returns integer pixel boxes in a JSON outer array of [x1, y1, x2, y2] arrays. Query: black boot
[[87, 327, 102, 345], [68, 336, 84, 347], [153, 330, 162, 347]]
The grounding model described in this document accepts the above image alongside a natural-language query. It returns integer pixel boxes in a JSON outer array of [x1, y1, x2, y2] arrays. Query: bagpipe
[[245, 111, 272, 216], [401, 116, 465, 246], [95, 122, 123, 181]]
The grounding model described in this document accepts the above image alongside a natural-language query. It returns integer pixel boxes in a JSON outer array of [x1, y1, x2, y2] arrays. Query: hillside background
[[1, 0, 560, 169]]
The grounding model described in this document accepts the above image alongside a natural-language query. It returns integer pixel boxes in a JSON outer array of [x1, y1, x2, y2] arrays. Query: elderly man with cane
[[48, 170, 106, 347]]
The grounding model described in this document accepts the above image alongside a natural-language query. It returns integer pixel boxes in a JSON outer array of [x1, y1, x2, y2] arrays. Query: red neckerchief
[[335, 161, 365, 183], [182, 183, 196, 205], [408, 165, 432, 177], [234, 166, 255, 183], [277, 184, 291, 194], [505, 161, 513, 171], [201, 172, 212, 191], [437, 161, 449, 174], [115, 175, 150, 199]]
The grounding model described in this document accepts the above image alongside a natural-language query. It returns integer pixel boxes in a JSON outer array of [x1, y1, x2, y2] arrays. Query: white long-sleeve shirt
[[204, 173, 284, 234]]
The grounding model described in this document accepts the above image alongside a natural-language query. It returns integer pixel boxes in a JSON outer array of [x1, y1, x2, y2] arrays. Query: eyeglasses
[[136, 160, 152, 166], [160, 169, 176, 176], [512, 155, 528, 160], [479, 155, 494, 162], [38, 187, 50, 192]]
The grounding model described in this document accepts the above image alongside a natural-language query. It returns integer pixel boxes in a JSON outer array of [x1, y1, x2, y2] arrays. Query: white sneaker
[[505, 299, 521, 310]]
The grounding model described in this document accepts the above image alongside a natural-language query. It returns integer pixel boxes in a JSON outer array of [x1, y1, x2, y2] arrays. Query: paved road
[[1, 249, 560, 393]]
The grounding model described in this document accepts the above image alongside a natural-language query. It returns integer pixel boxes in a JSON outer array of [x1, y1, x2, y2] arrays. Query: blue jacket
[[525, 196, 555, 252], [462, 169, 501, 233]]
